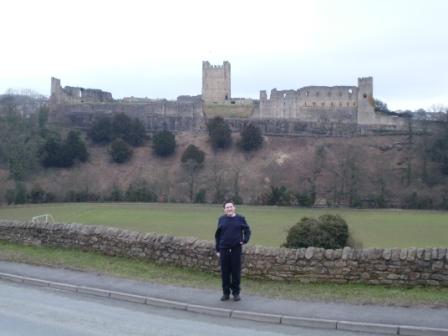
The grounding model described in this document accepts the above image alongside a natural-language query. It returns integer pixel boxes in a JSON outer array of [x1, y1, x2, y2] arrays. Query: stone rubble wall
[[1, 221, 446, 286]]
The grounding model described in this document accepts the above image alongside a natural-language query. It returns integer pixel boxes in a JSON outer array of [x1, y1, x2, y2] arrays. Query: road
[[0, 281, 377, 336]]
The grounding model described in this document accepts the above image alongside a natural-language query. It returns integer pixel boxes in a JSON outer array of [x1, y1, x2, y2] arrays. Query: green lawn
[[1, 203, 447, 248]]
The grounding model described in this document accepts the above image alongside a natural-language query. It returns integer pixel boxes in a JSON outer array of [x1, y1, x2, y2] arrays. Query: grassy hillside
[[1, 129, 447, 208], [1, 203, 448, 248]]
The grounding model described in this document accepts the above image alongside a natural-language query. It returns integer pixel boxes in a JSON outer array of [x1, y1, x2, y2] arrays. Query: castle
[[49, 61, 405, 136]]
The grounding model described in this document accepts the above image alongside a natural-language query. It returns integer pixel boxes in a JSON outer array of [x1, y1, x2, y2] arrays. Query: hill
[[1, 129, 446, 207]]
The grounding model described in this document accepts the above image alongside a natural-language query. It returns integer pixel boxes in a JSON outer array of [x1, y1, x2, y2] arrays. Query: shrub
[[264, 186, 296, 206], [152, 130, 176, 157], [125, 180, 157, 202], [110, 138, 133, 163], [239, 123, 263, 151], [194, 189, 207, 203], [401, 192, 434, 209], [181, 144, 205, 165], [88, 115, 112, 144], [40, 131, 88, 168], [283, 214, 349, 249], [207, 116, 232, 150], [65, 131, 88, 163]]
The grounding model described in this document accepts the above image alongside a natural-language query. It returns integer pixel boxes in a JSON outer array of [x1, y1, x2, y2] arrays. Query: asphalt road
[[0, 281, 377, 336]]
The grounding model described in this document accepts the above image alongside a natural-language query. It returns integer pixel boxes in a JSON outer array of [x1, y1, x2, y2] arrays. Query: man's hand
[[216, 252, 220, 257]]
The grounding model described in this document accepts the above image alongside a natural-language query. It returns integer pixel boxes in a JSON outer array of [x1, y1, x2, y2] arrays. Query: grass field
[[1, 203, 448, 248]]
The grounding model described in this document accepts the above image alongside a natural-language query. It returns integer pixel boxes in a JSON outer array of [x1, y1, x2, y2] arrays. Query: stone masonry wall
[[1, 221, 447, 286]]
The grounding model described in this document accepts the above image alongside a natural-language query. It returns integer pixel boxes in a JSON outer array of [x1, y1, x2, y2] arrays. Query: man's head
[[223, 200, 236, 217]]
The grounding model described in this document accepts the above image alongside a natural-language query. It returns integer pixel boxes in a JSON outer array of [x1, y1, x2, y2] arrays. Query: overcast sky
[[1, 0, 447, 111]]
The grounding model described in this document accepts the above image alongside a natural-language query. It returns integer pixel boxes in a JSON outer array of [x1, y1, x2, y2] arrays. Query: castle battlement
[[49, 62, 404, 132]]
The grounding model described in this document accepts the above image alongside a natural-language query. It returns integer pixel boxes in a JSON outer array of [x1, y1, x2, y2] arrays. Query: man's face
[[224, 202, 236, 216]]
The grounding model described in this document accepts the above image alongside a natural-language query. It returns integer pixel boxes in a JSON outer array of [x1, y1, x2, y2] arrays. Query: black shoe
[[233, 294, 241, 301], [220, 295, 230, 301]]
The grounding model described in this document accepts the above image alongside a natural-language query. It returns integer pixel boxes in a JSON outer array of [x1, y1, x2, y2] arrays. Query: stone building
[[48, 60, 405, 135], [202, 61, 231, 103], [255, 77, 402, 126]]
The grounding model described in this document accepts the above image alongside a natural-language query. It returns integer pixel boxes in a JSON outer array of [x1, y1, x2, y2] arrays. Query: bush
[[125, 180, 157, 202], [65, 131, 88, 163], [194, 189, 207, 203], [207, 116, 232, 150], [239, 123, 263, 151], [295, 191, 315, 207], [263, 186, 296, 206], [65, 190, 100, 202], [40, 131, 89, 168], [88, 115, 112, 144], [283, 214, 349, 249], [110, 138, 133, 163], [152, 130, 176, 157], [401, 192, 434, 209], [89, 113, 146, 147], [181, 144, 205, 165]]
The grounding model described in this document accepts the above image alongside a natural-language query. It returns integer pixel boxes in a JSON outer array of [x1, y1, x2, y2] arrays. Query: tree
[[40, 135, 73, 168], [181, 145, 206, 202], [112, 113, 132, 143], [181, 144, 205, 164], [152, 130, 176, 157], [88, 115, 112, 144], [207, 116, 232, 150], [110, 138, 133, 163], [374, 99, 391, 114], [127, 118, 146, 147], [65, 131, 88, 163], [40, 131, 89, 168], [239, 123, 263, 151]]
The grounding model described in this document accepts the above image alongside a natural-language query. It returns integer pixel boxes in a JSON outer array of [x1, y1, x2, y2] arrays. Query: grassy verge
[[1, 241, 447, 308]]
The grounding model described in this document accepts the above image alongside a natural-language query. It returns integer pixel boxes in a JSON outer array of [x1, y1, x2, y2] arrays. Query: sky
[[1, 0, 447, 111]]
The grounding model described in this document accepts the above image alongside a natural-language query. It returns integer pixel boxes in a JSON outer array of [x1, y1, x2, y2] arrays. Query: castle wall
[[50, 77, 113, 104], [257, 86, 359, 123], [50, 95, 205, 132], [202, 61, 231, 103]]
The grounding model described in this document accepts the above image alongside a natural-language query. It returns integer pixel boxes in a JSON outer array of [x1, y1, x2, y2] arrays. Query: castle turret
[[202, 61, 231, 103], [357, 77, 375, 124]]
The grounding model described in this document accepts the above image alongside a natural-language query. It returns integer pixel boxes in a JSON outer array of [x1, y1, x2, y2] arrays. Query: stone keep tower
[[202, 61, 231, 103], [357, 77, 375, 124]]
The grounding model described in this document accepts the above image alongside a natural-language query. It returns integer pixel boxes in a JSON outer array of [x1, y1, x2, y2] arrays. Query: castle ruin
[[49, 61, 405, 136]]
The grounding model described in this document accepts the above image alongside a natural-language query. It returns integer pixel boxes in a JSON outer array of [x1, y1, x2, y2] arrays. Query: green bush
[[181, 144, 205, 164], [125, 180, 157, 202], [401, 192, 433, 209], [207, 116, 232, 150], [264, 186, 296, 206], [152, 130, 176, 157], [239, 123, 263, 151], [110, 138, 133, 163], [88, 115, 112, 144], [283, 214, 349, 249]]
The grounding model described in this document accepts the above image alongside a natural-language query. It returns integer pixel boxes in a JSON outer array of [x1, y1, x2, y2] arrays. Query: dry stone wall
[[1, 220, 447, 286]]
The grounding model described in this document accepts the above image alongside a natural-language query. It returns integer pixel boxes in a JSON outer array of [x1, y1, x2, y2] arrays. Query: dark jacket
[[215, 214, 251, 251]]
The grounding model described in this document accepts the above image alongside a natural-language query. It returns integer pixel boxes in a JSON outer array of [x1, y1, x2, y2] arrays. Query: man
[[215, 200, 251, 301]]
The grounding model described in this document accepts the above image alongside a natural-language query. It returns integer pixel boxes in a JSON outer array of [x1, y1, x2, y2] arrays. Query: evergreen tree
[[65, 131, 88, 162], [152, 130, 176, 157], [239, 123, 263, 151], [88, 115, 112, 144], [207, 116, 232, 150], [110, 138, 133, 163]]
